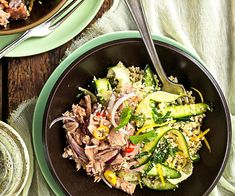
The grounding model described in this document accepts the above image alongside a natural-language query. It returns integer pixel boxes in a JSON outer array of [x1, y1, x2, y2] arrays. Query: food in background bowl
[[0, 0, 66, 35], [51, 62, 212, 194], [0, 0, 34, 27]]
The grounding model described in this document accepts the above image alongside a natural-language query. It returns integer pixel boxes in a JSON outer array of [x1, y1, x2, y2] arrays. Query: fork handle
[[0, 31, 30, 59], [124, 0, 169, 84]]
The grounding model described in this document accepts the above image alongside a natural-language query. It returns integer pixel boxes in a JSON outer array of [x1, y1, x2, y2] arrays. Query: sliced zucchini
[[133, 128, 195, 169], [132, 126, 172, 168], [146, 163, 181, 179], [94, 78, 112, 105], [135, 91, 182, 126], [160, 103, 209, 119], [143, 64, 155, 87], [142, 177, 176, 190], [168, 163, 193, 185], [107, 62, 130, 87]]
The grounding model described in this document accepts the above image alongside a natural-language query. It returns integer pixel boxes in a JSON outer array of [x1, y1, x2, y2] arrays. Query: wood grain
[[0, 61, 2, 120], [6, 0, 113, 114]]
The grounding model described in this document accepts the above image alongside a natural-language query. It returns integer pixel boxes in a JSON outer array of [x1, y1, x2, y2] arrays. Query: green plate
[[0, 0, 104, 57], [33, 31, 203, 196]]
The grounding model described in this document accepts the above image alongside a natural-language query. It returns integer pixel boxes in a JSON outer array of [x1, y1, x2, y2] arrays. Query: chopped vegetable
[[93, 126, 110, 140], [146, 163, 181, 179], [160, 103, 210, 119], [135, 120, 176, 135], [95, 78, 112, 105], [49, 116, 76, 129], [125, 146, 134, 153], [143, 64, 156, 87], [104, 169, 117, 186], [152, 109, 171, 124], [191, 87, 204, 103], [115, 106, 132, 130], [129, 130, 157, 144], [156, 164, 165, 186], [107, 61, 130, 87], [203, 137, 211, 152], [111, 92, 136, 128], [197, 128, 210, 140]]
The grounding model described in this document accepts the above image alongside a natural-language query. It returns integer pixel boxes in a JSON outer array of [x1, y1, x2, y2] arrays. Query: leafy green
[[115, 106, 132, 130], [131, 114, 145, 128], [152, 108, 171, 124], [152, 138, 170, 164], [129, 130, 157, 144]]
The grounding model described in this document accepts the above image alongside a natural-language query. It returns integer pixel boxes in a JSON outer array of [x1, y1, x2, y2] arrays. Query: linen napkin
[[8, 0, 235, 195]]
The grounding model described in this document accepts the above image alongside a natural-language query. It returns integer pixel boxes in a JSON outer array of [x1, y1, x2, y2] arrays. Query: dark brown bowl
[[43, 33, 231, 196], [0, 0, 66, 35]]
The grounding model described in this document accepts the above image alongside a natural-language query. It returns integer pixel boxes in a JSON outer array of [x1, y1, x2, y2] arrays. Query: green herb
[[152, 108, 171, 124], [152, 138, 170, 164], [169, 146, 181, 156], [115, 106, 132, 130], [131, 114, 146, 128], [129, 130, 157, 144]]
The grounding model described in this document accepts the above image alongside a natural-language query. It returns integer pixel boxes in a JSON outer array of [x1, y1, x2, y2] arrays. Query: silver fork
[[125, 0, 186, 95], [0, 0, 84, 59]]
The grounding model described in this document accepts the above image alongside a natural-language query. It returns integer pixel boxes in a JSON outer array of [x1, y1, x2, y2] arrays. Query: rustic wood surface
[[0, 61, 2, 120], [0, 0, 112, 121]]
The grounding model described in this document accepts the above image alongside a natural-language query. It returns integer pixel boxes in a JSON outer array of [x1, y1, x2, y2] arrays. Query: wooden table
[[0, 0, 112, 121]]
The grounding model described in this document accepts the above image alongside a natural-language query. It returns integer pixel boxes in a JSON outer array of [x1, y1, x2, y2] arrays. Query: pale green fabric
[[8, 0, 235, 195]]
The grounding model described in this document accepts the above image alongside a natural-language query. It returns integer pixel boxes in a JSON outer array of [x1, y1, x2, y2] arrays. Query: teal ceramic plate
[[0, 0, 104, 57], [33, 31, 208, 195]]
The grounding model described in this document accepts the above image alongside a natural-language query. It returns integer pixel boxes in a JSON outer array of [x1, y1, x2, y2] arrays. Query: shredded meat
[[63, 121, 79, 133], [116, 178, 136, 195], [96, 149, 119, 163], [111, 154, 125, 165], [72, 104, 86, 123], [85, 95, 92, 117], [108, 129, 126, 147], [85, 147, 97, 162], [67, 133, 88, 163]]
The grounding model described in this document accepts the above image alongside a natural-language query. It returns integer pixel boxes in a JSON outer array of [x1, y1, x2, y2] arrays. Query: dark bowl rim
[[33, 31, 232, 196], [0, 0, 67, 35]]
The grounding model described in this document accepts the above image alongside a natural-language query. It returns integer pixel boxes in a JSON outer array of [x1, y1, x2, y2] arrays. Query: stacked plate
[[0, 121, 30, 195]]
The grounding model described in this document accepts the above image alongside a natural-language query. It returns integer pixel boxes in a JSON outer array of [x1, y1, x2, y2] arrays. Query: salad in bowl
[[51, 62, 212, 195]]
